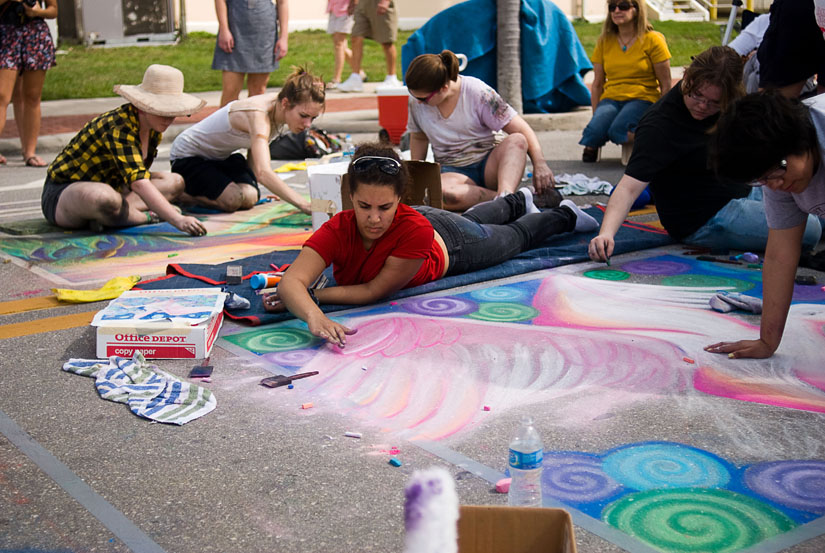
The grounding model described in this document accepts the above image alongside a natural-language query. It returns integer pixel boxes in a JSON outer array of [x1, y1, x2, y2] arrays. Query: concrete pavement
[[2, 77, 825, 553]]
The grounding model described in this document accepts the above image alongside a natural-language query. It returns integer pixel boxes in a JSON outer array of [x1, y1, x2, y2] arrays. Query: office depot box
[[377, 85, 409, 144], [92, 288, 226, 359], [457, 506, 577, 553], [308, 159, 443, 230]]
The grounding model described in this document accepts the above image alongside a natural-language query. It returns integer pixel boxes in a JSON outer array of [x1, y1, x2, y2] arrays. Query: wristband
[[307, 288, 320, 306]]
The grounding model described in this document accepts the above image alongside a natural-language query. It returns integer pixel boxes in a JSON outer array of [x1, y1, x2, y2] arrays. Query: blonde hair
[[599, 0, 652, 41]]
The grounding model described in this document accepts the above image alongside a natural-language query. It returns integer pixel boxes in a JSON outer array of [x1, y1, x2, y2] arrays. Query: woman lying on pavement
[[170, 66, 324, 214], [704, 91, 823, 359], [261, 142, 599, 347]]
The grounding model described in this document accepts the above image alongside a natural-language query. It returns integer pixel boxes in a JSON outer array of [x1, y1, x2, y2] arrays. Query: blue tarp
[[136, 207, 671, 326], [401, 0, 593, 113]]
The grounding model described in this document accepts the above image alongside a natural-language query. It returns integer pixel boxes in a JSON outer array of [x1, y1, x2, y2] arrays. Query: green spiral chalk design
[[603, 488, 795, 553], [583, 269, 631, 281], [467, 302, 539, 322], [661, 274, 754, 292], [223, 328, 317, 354]]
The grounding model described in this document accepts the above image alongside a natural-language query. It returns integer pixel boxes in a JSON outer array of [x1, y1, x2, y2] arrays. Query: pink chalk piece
[[483, 405, 491, 411], [390, 302, 398, 305], [301, 402, 314, 409], [495, 478, 512, 493], [201, 377, 212, 383], [682, 357, 695, 364], [389, 447, 401, 455]]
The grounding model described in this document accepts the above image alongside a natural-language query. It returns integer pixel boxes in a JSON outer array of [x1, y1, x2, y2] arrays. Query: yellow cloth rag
[[274, 162, 307, 173], [52, 276, 141, 303]]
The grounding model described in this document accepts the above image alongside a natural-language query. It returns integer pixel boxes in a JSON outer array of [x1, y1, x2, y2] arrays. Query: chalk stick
[[301, 402, 313, 409], [344, 431, 362, 438], [495, 478, 512, 493], [287, 384, 294, 389], [483, 405, 491, 411], [388, 457, 402, 467], [682, 357, 695, 364]]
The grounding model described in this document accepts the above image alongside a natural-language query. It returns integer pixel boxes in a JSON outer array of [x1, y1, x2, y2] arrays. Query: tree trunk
[[496, 0, 522, 113]]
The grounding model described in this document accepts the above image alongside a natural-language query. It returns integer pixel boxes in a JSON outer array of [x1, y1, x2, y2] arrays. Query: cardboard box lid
[[91, 288, 226, 329], [341, 160, 442, 210], [457, 505, 577, 553]]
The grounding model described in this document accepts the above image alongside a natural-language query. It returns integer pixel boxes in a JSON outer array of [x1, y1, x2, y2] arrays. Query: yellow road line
[[0, 296, 62, 316], [0, 311, 96, 340]]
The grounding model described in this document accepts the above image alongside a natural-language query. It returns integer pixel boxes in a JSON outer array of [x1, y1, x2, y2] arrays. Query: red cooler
[[377, 86, 409, 144]]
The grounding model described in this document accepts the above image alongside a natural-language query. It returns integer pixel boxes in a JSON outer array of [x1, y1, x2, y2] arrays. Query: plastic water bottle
[[508, 416, 544, 507], [342, 134, 355, 160]]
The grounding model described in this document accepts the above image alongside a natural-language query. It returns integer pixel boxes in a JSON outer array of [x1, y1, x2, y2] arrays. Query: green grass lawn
[[44, 22, 723, 101]]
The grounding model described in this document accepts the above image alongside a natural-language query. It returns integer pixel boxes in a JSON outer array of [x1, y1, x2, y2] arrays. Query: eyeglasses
[[351, 155, 402, 175], [749, 159, 787, 187], [608, 2, 635, 11], [687, 90, 721, 110], [411, 89, 439, 103]]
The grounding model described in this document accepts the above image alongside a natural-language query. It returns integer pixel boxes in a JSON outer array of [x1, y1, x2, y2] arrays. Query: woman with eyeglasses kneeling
[[404, 50, 561, 212], [263, 143, 599, 347], [580, 0, 671, 164], [703, 91, 823, 359], [588, 46, 811, 264]]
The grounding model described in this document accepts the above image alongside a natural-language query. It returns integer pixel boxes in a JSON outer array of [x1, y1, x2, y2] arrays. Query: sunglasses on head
[[608, 1, 635, 10], [350, 155, 402, 175]]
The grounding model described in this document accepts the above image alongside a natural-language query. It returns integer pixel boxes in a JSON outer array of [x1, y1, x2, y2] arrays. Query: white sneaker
[[560, 199, 599, 232], [376, 75, 402, 90], [338, 72, 364, 93]]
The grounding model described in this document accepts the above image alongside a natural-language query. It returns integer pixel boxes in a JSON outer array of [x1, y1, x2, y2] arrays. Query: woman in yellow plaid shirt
[[41, 65, 208, 236]]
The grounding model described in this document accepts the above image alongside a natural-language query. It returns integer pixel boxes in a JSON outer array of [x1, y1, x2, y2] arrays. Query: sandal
[[326, 81, 340, 90], [24, 155, 48, 167]]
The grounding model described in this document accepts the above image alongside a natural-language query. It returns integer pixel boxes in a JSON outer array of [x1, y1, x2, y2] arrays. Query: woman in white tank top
[[170, 67, 325, 214]]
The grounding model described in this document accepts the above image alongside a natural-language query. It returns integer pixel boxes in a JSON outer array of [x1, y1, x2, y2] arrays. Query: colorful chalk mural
[[218, 251, 825, 552], [0, 203, 311, 285], [543, 441, 825, 553]]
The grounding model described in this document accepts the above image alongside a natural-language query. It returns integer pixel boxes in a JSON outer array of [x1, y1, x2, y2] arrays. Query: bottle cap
[[249, 274, 268, 289]]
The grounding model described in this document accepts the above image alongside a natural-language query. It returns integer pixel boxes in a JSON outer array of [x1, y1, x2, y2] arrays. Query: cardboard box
[[307, 160, 350, 231], [457, 506, 577, 553], [308, 159, 443, 231], [92, 288, 226, 359]]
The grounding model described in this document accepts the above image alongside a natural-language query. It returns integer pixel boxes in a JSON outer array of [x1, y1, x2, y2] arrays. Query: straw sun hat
[[113, 64, 206, 118]]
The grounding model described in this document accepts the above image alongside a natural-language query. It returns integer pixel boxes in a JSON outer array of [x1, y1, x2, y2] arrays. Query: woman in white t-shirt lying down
[[705, 90, 824, 359], [404, 50, 562, 212]]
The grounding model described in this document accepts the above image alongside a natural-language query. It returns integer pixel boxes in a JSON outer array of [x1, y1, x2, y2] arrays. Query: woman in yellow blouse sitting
[[580, 0, 672, 164]]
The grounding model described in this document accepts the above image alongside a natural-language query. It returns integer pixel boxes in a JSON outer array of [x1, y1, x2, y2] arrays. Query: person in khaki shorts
[[337, 0, 400, 92]]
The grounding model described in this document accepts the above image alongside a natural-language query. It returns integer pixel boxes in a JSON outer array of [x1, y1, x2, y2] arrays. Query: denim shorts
[[440, 151, 491, 187]]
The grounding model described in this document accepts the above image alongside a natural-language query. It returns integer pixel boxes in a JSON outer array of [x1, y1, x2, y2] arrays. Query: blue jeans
[[440, 152, 491, 187], [415, 193, 576, 277], [684, 187, 823, 251], [579, 99, 653, 148]]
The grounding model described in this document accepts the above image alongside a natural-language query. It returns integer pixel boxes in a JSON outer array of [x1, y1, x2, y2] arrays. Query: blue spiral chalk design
[[401, 296, 478, 317], [603, 442, 731, 490], [542, 452, 624, 503], [744, 460, 825, 514], [470, 286, 527, 302]]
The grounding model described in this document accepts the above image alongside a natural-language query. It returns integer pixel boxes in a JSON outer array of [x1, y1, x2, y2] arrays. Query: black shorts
[[171, 153, 260, 201], [757, 0, 825, 88], [41, 176, 67, 225]]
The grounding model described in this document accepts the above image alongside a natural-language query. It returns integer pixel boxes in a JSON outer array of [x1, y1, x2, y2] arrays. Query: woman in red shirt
[[264, 143, 598, 347]]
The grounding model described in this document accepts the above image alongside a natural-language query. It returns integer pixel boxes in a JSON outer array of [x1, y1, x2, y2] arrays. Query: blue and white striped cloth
[[63, 354, 217, 425]]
